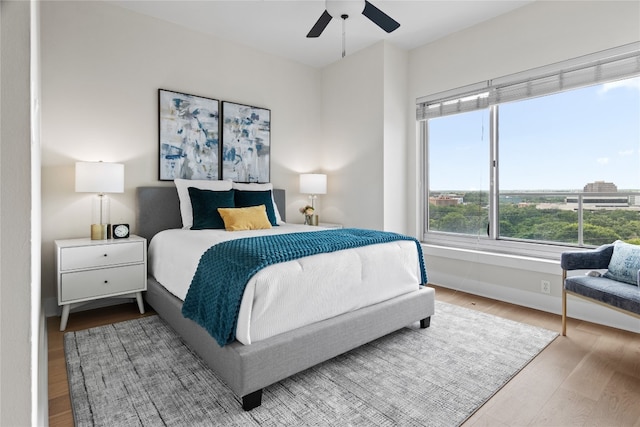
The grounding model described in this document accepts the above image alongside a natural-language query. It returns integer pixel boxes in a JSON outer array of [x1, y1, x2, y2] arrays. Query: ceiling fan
[[307, 1, 400, 46]]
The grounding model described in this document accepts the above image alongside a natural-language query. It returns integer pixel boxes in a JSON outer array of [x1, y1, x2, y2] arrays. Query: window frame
[[419, 42, 640, 259]]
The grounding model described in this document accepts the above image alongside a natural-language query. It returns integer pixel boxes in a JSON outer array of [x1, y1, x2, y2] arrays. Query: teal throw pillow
[[234, 190, 278, 226], [603, 240, 640, 286], [188, 187, 235, 230]]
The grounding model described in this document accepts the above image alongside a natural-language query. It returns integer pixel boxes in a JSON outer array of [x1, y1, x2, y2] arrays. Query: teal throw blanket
[[181, 228, 428, 346]]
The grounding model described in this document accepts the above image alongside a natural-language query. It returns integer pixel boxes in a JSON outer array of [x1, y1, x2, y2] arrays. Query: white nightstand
[[55, 235, 147, 331]]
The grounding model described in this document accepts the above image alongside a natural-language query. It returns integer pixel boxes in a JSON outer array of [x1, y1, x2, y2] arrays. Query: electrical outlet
[[541, 280, 551, 294]]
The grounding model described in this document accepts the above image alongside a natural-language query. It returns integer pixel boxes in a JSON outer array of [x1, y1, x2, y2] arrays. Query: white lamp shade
[[299, 173, 327, 195], [75, 162, 124, 193]]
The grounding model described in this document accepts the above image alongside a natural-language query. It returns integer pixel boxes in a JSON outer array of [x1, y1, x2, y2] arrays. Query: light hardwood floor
[[48, 286, 640, 426]]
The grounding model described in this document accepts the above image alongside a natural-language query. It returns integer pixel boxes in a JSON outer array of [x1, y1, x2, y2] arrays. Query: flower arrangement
[[299, 205, 315, 225], [299, 205, 314, 216]]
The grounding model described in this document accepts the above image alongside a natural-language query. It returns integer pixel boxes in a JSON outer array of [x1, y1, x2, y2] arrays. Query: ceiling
[[110, 0, 534, 68]]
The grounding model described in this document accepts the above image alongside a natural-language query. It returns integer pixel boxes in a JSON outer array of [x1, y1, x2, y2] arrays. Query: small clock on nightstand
[[110, 223, 130, 239]]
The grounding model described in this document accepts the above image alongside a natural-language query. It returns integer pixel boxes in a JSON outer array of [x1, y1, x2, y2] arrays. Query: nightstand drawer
[[60, 241, 145, 271], [60, 264, 146, 302]]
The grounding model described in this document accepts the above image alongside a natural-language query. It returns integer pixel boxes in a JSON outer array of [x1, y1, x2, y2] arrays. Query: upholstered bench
[[561, 241, 640, 335]]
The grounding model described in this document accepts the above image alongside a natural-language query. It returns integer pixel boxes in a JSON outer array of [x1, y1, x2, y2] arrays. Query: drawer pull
[[103, 254, 108, 257], [104, 280, 108, 284]]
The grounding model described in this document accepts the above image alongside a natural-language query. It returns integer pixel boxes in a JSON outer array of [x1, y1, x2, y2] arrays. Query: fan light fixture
[[326, 0, 365, 19], [306, 0, 400, 58]]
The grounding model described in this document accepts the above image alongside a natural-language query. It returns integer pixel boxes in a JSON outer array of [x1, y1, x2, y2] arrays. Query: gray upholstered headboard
[[135, 186, 286, 242]]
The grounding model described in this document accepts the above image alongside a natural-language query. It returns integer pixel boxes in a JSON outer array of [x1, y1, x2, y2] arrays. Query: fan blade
[[362, 0, 400, 33], [307, 10, 333, 38]]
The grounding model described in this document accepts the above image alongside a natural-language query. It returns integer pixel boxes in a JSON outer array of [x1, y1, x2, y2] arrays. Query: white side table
[[55, 235, 147, 331]]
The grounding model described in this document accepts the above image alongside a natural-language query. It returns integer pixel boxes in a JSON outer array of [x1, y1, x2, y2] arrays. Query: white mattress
[[148, 224, 423, 345]]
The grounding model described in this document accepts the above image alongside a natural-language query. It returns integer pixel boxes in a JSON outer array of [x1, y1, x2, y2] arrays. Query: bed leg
[[420, 317, 431, 328], [242, 389, 263, 411]]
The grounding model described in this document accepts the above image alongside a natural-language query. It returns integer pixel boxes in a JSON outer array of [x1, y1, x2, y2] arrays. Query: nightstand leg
[[60, 305, 70, 331], [135, 292, 145, 314]]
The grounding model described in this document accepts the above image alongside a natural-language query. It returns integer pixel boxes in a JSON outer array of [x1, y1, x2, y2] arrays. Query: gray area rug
[[64, 301, 557, 426]]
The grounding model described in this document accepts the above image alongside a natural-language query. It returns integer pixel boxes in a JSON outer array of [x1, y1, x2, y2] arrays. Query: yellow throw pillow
[[217, 205, 273, 231]]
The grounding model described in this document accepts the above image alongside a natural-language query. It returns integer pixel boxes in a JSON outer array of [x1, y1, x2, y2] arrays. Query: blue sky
[[429, 77, 640, 192]]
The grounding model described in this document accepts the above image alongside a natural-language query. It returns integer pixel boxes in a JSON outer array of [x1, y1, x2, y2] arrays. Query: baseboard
[[432, 274, 640, 333], [44, 297, 58, 317]]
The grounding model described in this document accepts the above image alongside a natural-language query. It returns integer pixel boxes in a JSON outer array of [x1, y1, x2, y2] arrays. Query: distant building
[[429, 195, 462, 206], [566, 181, 628, 208], [584, 181, 617, 192]]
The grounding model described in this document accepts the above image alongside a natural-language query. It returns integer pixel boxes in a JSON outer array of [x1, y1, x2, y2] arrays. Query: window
[[427, 110, 489, 237], [419, 43, 640, 257]]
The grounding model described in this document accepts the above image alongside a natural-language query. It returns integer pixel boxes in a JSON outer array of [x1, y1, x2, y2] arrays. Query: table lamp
[[300, 173, 327, 226], [75, 161, 124, 240], [300, 173, 327, 209]]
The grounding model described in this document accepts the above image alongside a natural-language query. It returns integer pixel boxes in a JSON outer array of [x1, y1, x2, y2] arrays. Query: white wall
[[0, 1, 39, 425], [320, 41, 408, 232], [321, 43, 385, 229], [407, 1, 640, 332], [383, 43, 408, 233], [40, 1, 323, 308]]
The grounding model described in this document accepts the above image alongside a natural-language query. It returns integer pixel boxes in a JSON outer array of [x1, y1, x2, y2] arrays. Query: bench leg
[[561, 270, 567, 336], [242, 389, 263, 411]]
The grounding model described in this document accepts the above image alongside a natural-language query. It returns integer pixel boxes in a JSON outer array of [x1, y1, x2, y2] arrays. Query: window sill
[[421, 242, 560, 275], [422, 232, 593, 261]]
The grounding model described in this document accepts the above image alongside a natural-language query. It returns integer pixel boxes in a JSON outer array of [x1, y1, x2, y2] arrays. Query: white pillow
[[232, 182, 283, 224], [175, 179, 233, 229]]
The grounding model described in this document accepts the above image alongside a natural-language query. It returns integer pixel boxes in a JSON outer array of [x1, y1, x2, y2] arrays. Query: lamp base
[[91, 224, 108, 240]]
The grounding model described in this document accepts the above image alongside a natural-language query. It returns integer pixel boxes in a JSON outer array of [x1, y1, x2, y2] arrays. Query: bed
[[136, 185, 435, 410]]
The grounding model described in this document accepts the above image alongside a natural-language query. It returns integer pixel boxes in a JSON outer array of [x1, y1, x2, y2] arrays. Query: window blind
[[416, 42, 640, 121]]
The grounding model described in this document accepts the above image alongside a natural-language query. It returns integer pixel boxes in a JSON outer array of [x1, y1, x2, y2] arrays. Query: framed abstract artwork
[[221, 101, 270, 183], [158, 89, 220, 181]]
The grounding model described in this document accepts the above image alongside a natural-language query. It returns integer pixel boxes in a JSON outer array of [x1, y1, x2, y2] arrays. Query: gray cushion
[[565, 275, 640, 315]]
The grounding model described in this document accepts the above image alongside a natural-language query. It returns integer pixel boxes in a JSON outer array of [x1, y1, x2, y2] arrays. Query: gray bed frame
[[136, 186, 436, 411]]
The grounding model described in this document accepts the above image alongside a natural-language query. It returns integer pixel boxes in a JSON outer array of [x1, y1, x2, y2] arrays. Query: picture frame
[[221, 101, 271, 183], [158, 89, 220, 181]]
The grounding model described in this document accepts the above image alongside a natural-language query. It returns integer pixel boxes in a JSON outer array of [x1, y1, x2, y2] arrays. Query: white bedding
[[148, 224, 423, 345]]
